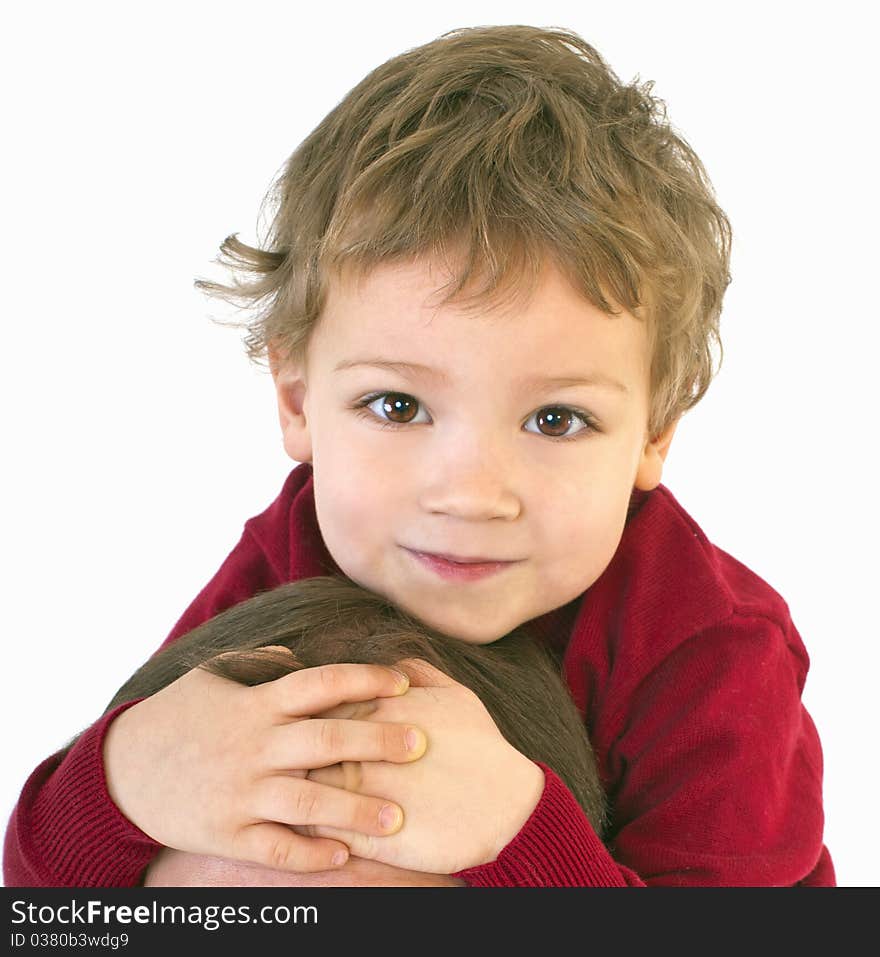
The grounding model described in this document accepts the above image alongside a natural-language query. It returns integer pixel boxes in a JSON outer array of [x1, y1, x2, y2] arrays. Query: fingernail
[[331, 850, 348, 867], [379, 804, 402, 832], [391, 670, 409, 691], [405, 728, 422, 752]]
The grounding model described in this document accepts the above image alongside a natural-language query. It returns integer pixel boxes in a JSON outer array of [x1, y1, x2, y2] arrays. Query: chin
[[417, 609, 511, 645], [346, 573, 515, 644]]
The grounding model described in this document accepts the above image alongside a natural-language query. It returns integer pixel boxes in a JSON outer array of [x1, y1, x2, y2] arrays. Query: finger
[[220, 645, 296, 658], [256, 776, 405, 837], [308, 824, 382, 863], [314, 699, 379, 720], [265, 718, 426, 769], [263, 662, 409, 716], [200, 645, 299, 686], [232, 821, 351, 873], [393, 657, 458, 688], [307, 761, 362, 792], [209, 644, 297, 663]]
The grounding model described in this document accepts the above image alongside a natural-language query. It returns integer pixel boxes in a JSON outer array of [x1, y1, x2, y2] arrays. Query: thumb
[[393, 657, 457, 688]]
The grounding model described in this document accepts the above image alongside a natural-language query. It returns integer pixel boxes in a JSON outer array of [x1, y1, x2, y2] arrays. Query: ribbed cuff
[[20, 701, 163, 887], [453, 764, 632, 887]]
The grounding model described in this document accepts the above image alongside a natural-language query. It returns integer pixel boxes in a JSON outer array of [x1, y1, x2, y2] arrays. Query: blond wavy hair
[[197, 24, 731, 439]]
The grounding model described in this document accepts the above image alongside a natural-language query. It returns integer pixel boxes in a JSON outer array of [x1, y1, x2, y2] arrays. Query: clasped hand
[[306, 658, 545, 874], [104, 652, 542, 875]]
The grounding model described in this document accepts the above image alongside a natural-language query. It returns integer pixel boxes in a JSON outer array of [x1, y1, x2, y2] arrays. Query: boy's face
[[273, 255, 674, 644]]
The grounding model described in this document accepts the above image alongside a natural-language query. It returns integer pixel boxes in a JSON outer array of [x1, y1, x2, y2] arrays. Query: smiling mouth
[[403, 548, 520, 582]]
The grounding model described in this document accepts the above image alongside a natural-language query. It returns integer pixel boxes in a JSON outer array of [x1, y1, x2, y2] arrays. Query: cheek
[[314, 425, 416, 519], [311, 456, 399, 584], [322, 457, 399, 526], [315, 478, 379, 553], [314, 409, 405, 480], [536, 465, 631, 576]]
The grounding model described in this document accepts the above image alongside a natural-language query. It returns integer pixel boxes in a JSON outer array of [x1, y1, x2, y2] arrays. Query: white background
[[2, 1, 877, 886]]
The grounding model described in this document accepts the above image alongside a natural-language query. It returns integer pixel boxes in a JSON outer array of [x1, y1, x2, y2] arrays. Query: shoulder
[[566, 485, 810, 704], [625, 484, 796, 628], [241, 463, 338, 581]]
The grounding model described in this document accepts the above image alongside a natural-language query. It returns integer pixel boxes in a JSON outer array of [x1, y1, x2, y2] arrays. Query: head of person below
[[99, 576, 607, 887]]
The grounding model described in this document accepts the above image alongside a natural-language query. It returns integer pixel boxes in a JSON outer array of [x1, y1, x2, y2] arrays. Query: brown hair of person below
[[92, 575, 606, 836], [195, 24, 731, 441]]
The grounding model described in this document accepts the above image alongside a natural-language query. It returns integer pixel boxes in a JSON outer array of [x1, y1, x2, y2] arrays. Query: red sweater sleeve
[[453, 764, 640, 886], [3, 702, 161, 887], [598, 612, 830, 886], [2, 529, 284, 887], [454, 612, 832, 887], [2, 468, 327, 887]]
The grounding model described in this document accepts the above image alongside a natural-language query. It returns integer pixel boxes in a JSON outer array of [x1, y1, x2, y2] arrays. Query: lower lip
[[405, 549, 517, 582]]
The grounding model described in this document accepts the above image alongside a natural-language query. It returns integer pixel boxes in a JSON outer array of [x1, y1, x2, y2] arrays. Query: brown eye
[[535, 407, 574, 437], [381, 393, 419, 423]]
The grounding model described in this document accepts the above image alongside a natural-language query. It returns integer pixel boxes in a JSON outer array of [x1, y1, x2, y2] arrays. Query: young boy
[[3, 24, 833, 887]]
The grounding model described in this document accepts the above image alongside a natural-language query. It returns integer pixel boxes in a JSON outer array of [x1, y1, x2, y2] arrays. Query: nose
[[417, 431, 522, 521]]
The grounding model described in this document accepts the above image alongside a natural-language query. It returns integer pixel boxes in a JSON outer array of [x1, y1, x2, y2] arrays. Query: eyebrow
[[334, 358, 630, 394], [522, 373, 630, 395], [334, 358, 450, 382]]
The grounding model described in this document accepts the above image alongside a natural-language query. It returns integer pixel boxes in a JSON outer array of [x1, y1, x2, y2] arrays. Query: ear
[[269, 348, 312, 464], [633, 419, 678, 491]]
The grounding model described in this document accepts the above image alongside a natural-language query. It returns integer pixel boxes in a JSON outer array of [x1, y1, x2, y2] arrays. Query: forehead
[[314, 255, 651, 387]]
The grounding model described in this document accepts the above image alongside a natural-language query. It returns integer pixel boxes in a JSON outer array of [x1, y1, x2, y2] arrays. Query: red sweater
[[3, 465, 834, 886]]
